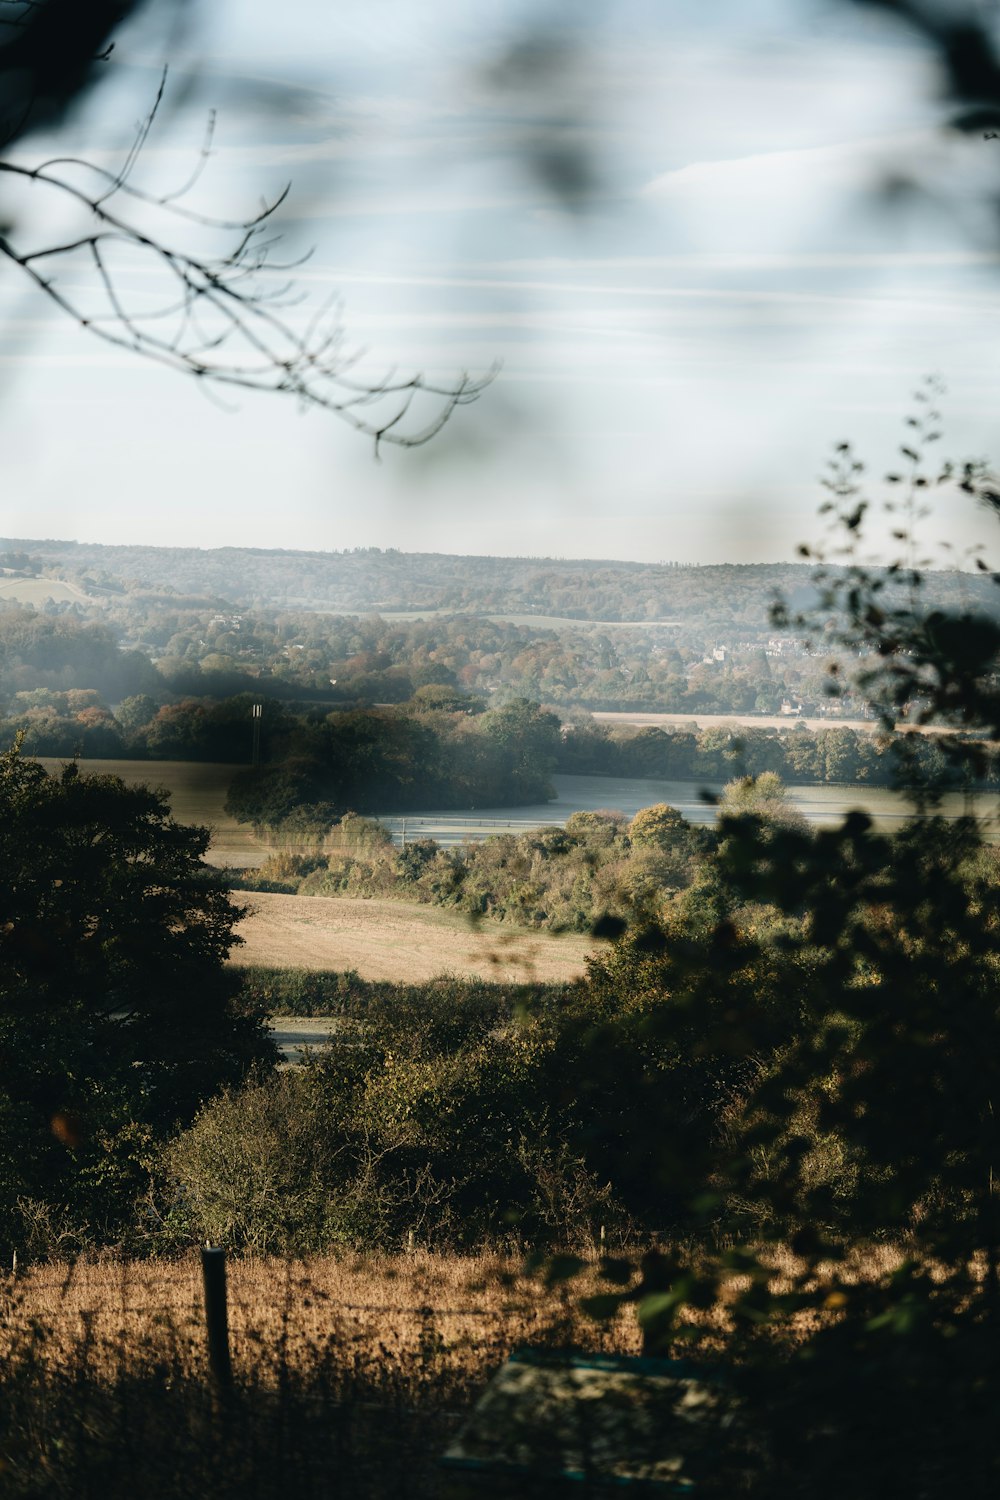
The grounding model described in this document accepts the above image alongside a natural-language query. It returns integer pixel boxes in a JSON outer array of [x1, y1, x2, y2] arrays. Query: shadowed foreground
[[0, 1254, 634, 1499]]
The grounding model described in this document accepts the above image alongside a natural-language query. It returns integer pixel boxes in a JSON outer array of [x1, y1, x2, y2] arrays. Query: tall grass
[[0, 1253, 637, 1499]]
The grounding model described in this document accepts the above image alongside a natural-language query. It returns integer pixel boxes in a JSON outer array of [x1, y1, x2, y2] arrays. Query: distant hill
[[2, 537, 995, 627]]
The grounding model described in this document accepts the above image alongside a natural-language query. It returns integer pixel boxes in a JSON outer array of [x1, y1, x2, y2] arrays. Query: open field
[[0, 1244, 939, 1500], [3, 1251, 635, 1374], [34, 757, 267, 866], [233, 891, 597, 981], [0, 575, 95, 605], [7, 1244, 910, 1377]]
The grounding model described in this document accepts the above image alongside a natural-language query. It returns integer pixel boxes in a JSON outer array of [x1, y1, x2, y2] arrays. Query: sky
[[2, 0, 1000, 565]]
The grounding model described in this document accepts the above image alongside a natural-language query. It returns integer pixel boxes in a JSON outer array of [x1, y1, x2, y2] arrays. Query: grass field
[[31, 759, 600, 981], [6, 1251, 632, 1376], [233, 891, 598, 982], [34, 757, 265, 865], [0, 1242, 932, 1499], [0, 576, 95, 605]]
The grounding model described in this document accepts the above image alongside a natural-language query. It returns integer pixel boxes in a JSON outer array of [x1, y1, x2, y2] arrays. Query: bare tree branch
[[0, 75, 493, 448], [0, 3, 490, 448]]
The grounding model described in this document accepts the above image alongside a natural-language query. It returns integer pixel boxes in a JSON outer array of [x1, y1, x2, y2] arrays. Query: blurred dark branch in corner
[[0, 0, 172, 147], [852, 0, 1000, 130]]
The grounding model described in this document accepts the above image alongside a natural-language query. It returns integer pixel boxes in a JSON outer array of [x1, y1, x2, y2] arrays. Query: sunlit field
[[232, 892, 597, 982], [0, 1241, 918, 1499], [0, 576, 93, 606]]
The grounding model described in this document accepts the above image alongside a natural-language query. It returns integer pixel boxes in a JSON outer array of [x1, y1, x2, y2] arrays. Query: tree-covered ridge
[[0, 591, 963, 721], [6, 535, 999, 623], [7, 539, 1000, 720]]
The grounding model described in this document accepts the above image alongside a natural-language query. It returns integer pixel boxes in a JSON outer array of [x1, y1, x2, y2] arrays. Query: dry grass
[[232, 892, 597, 982], [0, 1252, 637, 1500], [3, 1251, 639, 1381], [0, 1243, 951, 1499]]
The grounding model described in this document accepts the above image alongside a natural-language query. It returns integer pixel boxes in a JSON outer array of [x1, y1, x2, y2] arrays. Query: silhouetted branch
[[0, 76, 491, 447]]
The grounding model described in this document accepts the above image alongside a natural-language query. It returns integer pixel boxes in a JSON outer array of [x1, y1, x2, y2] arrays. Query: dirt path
[[232, 892, 597, 983]]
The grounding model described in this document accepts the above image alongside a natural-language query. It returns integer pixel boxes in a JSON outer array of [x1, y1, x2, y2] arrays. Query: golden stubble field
[[4, 1242, 911, 1382], [231, 891, 597, 982], [0, 1254, 636, 1499]]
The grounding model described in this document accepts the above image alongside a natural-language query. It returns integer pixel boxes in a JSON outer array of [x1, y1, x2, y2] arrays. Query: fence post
[[201, 1246, 233, 1392]]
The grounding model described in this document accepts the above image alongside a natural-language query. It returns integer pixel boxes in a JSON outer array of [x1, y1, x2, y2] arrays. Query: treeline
[[561, 716, 989, 789], [11, 534, 1000, 623], [2, 538, 827, 616], [236, 966, 573, 1020], [0, 610, 158, 701], [225, 697, 560, 822], [232, 802, 710, 933], [2, 681, 983, 811], [114, 602, 818, 714], [9, 564, 1000, 720], [0, 688, 296, 761]]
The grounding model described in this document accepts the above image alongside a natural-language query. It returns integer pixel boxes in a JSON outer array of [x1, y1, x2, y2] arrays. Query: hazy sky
[[3, 0, 1000, 564]]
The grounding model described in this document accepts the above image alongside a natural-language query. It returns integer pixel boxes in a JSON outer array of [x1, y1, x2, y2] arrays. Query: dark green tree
[[0, 745, 272, 1249]]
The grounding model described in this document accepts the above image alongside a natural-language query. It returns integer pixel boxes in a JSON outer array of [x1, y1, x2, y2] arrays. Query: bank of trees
[[7, 546, 1000, 719], [0, 610, 157, 702], [560, 715, 983, 788], [224, 697, 561, 826], [0, 746, 271, 1256], [236, 802, 710, 933]]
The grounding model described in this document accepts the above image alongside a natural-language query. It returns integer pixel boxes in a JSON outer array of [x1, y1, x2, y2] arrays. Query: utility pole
[[251, 702, 262, 768]]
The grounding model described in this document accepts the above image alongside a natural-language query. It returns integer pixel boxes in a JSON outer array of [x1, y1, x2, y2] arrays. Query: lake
[[379, 774, 1000, 846]]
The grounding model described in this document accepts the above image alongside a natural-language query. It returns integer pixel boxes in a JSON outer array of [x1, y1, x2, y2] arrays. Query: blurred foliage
[[571, 395, 1000, 1494]]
